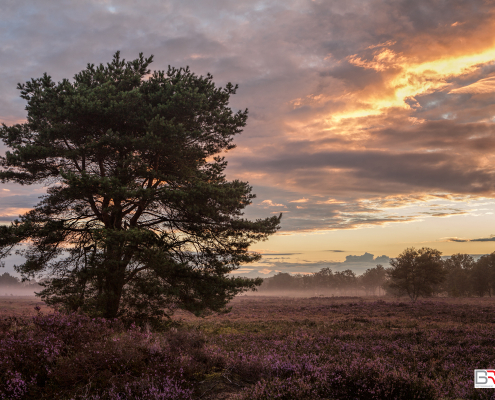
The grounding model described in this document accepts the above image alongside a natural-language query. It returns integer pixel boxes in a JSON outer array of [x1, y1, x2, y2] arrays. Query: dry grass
[[0, 296, 50, 317]]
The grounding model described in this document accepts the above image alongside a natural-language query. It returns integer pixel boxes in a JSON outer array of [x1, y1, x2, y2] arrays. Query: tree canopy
[[0, 52, 281, 321], [442, 253, 474, 297], [361, 265, 386, 295], [470, 253, 495, 297], [386, 247, 446, 302]]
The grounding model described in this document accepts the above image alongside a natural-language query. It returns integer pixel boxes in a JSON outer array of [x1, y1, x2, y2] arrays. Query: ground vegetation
[[0, 296, 494, 399]]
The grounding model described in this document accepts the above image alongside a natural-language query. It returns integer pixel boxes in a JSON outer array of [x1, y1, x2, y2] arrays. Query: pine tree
[[0, 52, 281, 321]]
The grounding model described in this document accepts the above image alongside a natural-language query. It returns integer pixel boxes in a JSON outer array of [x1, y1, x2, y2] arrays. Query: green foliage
[[470, 253, 495, 297], [361, 264, 387, 295], [0, 52, 280, 320], [441, 253, 474, 297], [386, 247, 446, 302]]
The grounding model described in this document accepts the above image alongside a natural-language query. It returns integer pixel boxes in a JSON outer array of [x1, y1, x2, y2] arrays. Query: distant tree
[[0, 272, 20, 287], [313, 267, 334, 292], [470, 253, 495, 297], [361, 265, 386, 296], [387, 247, 446, 302], [0, 52, 281, 321], [442, 253, 474, 297], [267, 272, 295, 291], [334, 269, 357, 295], [292, 274, 307, 291], [301, 273, 316, 291]]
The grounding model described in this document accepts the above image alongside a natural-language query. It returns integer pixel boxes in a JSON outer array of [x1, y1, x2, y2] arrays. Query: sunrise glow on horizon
[[2, 0, 495, 277]]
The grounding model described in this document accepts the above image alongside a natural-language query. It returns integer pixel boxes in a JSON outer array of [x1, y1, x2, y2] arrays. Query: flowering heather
[[0, 311, 194, 399], [1, 297, 495, 398]]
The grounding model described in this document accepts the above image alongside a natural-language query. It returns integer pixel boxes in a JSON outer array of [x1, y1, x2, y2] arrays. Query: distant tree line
[[259, 248, 495, 300], [0, 272, 40, 289], [259, 266, 386, 296]]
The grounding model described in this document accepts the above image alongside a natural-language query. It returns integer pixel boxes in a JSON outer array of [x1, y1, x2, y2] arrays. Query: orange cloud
[[450, 76, 495, 94], [257, 269, 273, 275], [259, 200, 286, 207]]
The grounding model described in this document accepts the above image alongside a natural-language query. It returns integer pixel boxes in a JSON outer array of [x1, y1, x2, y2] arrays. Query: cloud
[[257, 269, 273, 275], [445, 238, 470, 242], [444, 235, 495, 242], [233, 143, 495, 196], [2, 0, 495, 235], [243, 187, 482, 232], [471, 236, 495, 242], [0, 195, 46, 223], [344, 252, 390, 263], [233, 268, 254, 274], [289, 198, 309, 203], [0, 195, 43, 209], [259, 200, 286, 207], [449, 76, 495, 94], [345, 252, 375, 263]]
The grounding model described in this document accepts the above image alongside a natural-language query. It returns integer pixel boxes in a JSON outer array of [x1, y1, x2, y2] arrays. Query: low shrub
[[2, 299, 495, 399], [0, 311, 196, 399]]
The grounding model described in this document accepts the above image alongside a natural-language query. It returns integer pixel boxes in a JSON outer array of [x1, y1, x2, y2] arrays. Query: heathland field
[[1, 296, 495, 399]]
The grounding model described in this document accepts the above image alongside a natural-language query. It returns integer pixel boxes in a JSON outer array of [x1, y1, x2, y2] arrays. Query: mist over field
[[2, 0, 495, 398], [234, 252, 485, 280], [0, 287, 40, 296]]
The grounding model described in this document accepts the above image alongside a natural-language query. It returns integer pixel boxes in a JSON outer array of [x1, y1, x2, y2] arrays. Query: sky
[[2, 0, 495, 278]]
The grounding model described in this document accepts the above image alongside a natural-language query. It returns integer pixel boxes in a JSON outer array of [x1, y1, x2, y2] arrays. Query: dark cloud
[[344, 252, 390, 263], [233, 147, 495, 195], [471, 237, 495, 242], [375, 255, 391, 263], [2, 0, 495, 234], [0, 195, 43, 209], [445, 236, 495, 242], [446, 238, 470, 242], [345, 252, 375, 263]]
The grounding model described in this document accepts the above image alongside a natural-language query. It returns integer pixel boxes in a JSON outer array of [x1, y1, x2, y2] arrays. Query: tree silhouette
[[0, 52, 281, 321], [0, 272, 20, 287], [361, 265, 386, 296], [387, 247, 446, 302], [470, 253, 495, 297], [442, 253, 474, 297]]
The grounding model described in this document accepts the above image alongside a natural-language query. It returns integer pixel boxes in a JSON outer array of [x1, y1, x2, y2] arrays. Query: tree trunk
[[102, 246, 127, 319], [103, 279, 124, 319]]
